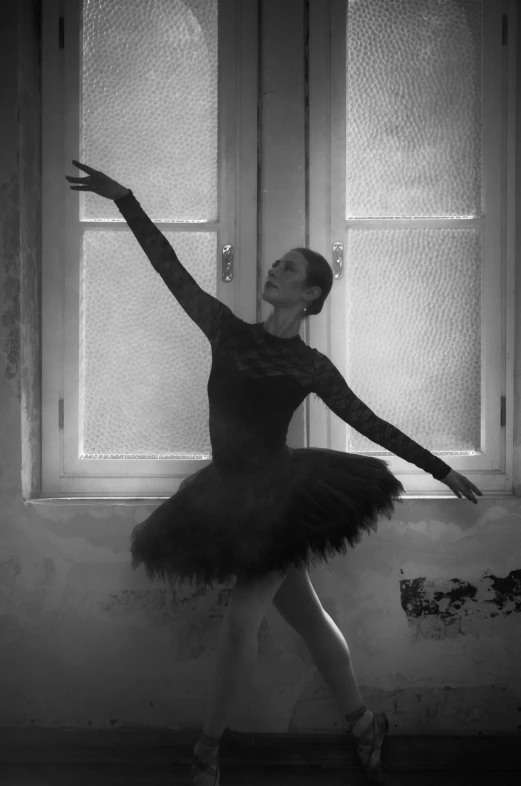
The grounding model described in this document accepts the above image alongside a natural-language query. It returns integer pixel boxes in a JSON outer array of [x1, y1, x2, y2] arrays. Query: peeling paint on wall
[[0, 553, 23, 577], [98, 585, 231, 620], [399, 568, 521, 639]]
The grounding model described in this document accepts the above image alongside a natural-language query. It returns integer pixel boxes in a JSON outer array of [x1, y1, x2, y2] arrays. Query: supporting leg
[[192, 569, 287, 785], [202, 615, 259, 739]]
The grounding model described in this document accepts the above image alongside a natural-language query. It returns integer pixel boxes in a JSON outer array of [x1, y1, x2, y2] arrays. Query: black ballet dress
[[114, 190, 453, 589]]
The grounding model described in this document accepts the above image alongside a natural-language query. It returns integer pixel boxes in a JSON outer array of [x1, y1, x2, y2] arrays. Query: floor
[[2, 763, 521, 785]]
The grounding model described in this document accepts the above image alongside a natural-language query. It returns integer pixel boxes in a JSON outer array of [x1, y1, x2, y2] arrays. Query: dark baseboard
[[0, 727, 520, 771]]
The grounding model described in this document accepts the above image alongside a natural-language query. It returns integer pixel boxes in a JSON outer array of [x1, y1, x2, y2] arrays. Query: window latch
[[222, 244, 233, 282], [332, 242, 344, 279]]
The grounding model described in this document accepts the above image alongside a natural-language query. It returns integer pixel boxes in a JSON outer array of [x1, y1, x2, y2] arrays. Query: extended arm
[[66, 161, 231, 341], [114, 191, 230, 341], [311, 351, 452, 482]]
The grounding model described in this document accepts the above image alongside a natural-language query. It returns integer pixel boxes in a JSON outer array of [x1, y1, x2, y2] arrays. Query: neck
[[263, 309, 304, 338]]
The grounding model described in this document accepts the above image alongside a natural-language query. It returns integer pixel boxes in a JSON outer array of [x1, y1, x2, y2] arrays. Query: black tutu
[[130, 447, 405, 589]]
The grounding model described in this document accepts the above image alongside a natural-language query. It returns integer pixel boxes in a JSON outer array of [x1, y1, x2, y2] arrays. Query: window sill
[[24, 497, 171, 507], [23, 492, 507, 507]]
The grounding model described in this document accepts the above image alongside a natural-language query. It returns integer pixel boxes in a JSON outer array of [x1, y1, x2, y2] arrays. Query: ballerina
[[66, 160, 482, 785]]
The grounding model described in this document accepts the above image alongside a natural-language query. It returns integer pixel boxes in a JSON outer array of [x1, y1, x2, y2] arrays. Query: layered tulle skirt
[[130, 446, 405, 588]]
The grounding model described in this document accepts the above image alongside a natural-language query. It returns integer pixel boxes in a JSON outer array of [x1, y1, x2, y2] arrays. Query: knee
[[223, 570, 287, 641], [275, 601, 335, 644]]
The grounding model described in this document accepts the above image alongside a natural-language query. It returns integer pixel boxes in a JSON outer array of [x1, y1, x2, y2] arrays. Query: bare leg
[[192, 569, 287, 785], [300, 608, 365, 715], [273, 567, 364, 714], [273, 568, 389, 783], [207, 573, 364, 730], [202, 615, 259, 738]]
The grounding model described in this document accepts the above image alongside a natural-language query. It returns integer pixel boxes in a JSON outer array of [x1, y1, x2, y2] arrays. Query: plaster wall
[[0, 0, 520, 735]]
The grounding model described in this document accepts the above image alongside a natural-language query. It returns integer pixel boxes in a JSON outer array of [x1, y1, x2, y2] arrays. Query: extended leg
[[273, 566, 364, 714], [273, 567, 389, 783]]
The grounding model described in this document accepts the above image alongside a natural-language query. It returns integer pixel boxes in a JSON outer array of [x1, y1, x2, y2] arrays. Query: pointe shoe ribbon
[[353, 711, 389, 784]]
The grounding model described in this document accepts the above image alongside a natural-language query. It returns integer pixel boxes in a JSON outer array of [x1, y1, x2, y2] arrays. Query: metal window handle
[[333, 242, 344, 279], [222, 244, 233, 282]]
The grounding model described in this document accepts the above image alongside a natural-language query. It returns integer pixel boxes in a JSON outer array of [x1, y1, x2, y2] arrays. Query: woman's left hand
[[441, 469, 483, 504], [65, 160, 129, 201]]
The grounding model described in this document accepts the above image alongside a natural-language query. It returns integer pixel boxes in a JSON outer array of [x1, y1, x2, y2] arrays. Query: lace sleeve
[[311, 351, 452, 482], [114, 191, 230, 341]]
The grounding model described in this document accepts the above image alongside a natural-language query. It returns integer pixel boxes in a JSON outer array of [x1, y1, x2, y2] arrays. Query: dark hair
[[292, 247, 333, 319]]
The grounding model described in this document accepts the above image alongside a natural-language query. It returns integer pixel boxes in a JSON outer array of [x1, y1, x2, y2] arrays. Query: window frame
[[307, 0, 517, 498], [41, 0, 259, 498]]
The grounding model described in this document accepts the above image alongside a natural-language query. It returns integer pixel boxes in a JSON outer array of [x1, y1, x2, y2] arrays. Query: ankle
[[345, 705, 374, 737], [199, 732, 221, 749], [192, 733, 221, 785], [194, 731, 221, 761]]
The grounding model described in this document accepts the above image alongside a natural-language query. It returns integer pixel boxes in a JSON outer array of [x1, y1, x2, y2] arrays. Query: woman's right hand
[[65, 160, 130, 201]]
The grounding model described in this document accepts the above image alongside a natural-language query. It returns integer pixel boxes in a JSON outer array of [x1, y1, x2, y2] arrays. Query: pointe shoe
[[353, 711, 389, 784], [191, 749, 220, 786]]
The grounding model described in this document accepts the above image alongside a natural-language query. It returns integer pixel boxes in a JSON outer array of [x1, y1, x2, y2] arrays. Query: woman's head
[[262, 247, 333, 318]]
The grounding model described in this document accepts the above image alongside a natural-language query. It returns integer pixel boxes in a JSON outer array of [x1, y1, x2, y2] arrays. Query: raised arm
[[66, 161, 230, 342], [113, 190, 229, 341], [311, 351, 452, 482]]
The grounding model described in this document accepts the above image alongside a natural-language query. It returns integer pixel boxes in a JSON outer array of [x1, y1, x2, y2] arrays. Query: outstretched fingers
[[72, 159, 96, 173]]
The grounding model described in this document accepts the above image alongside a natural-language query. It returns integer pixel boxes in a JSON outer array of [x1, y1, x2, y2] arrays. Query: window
[[42, 0, 257, 497], [40, 0, 516, 502], [307, 0, 514, 496]]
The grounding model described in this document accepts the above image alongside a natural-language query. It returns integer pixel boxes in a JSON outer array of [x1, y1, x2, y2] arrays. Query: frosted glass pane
[[80, 231, 216, 458], [81, 0, 218, 222], [346, 0, 482, 218], [345, 229, 481, 455]]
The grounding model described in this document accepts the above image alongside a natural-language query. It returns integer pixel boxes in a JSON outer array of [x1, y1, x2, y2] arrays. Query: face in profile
[[262, 250, 320, 312]]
